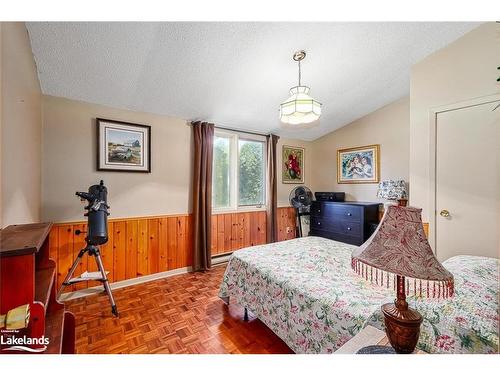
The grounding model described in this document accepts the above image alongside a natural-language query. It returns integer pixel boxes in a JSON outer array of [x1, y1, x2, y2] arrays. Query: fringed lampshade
[[351, 205, 454, 353]]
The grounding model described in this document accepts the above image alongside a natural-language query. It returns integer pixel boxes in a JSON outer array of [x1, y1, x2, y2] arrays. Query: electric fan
[[289, 186, 313, 237]]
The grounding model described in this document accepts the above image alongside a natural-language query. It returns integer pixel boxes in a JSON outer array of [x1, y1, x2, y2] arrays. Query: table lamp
[[377, 180, 408, 206], [351, 205, 454, 353]]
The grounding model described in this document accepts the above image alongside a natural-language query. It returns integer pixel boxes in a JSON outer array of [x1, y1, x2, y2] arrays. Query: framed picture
[[337, 144, 380, 184], [282, 145, 305, 184], [97, 118, 151, 173]]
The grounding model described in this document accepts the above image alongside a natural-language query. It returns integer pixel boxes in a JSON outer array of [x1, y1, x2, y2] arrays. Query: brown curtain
[[192, 121, 214, 271], [266, 134, 280, 243]]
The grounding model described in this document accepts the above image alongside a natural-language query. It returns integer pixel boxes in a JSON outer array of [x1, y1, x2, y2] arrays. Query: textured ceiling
[[27, 22, 480, 140]]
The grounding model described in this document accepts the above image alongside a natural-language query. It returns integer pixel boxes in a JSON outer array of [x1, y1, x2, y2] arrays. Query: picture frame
[[96, 118, 151, 173], [337, 144, 380, 184], [282, 145, 305, 184]]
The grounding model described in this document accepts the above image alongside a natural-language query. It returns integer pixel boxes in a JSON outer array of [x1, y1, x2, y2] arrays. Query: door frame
[[428, 93, 500, 254]]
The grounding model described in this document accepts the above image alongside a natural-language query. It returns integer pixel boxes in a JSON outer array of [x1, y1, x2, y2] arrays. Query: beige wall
[[276, 137, 313, 207], [310, 97, 410, 203], [1, 22, 42, 227], [410, 22, 500, 221], [42, 97, 310, 221], [42, 96, 192, 222]]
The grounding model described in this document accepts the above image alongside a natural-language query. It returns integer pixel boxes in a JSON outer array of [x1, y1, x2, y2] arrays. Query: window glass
[[212, 135, 231, 209], [212, 131, 266, 211], [238, 139, 265, 206]]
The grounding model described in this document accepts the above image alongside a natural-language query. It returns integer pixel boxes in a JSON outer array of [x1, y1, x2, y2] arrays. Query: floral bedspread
[[218, 236, 394, 353], [367, 255, 499, 354], [219, 237, 499, 354]]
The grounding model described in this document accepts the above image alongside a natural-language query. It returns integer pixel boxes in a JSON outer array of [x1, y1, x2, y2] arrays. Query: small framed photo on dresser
[[96, 118, 151, 173], [337, 144, 379, 184]]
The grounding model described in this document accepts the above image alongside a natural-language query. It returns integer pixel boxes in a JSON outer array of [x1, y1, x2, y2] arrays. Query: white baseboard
[[59, 260, 229, 301], [60, 266, 191, 301]]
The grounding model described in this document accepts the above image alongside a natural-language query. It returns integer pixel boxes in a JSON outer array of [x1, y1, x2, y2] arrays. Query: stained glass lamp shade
[[280, 86, 322, 125], [279, 50, 322, 125], [351, 205, 454, 353]]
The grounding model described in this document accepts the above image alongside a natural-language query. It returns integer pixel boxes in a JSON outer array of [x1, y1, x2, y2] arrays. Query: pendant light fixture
[[279, 50, 322, 125]]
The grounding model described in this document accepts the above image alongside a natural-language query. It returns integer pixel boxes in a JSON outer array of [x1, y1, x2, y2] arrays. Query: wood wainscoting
[[48, 207, 297, 291], [211, 207, 296, 256]]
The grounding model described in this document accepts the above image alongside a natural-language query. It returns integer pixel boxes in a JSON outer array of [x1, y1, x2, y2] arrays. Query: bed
[[366, 255, 499, 354], [218, 236, 499, 354]]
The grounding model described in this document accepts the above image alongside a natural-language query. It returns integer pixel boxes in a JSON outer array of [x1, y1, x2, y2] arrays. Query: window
[[238, 139, 265, 206], [212, 135, 231, 209], [212, 130, 266, 211]]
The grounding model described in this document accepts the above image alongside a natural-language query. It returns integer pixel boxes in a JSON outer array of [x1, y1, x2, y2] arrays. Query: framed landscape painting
[[97, 118, 151, 172], [282, 145, 304, 184], [337, 144, 379, 184]]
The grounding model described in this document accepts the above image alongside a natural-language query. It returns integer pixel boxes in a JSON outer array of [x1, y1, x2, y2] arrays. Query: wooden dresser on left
[[0, 223, 75, 354]]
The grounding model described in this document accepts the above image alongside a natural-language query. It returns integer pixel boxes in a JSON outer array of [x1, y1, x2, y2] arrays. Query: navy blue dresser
[[309, 201, 380, 246]]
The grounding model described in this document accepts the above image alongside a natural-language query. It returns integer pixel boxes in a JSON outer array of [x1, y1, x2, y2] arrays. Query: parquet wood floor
[[65, 264, 293, 354]]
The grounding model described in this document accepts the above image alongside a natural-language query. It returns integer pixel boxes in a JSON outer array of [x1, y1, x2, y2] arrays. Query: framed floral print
[[337, 144, 379, 184], [97, 118, 151, 172], [282, 145, 304, 184]]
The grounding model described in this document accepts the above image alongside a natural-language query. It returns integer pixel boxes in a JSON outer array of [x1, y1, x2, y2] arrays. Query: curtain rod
[[189, 121, 270, 137], [215, 125, 268, 137]]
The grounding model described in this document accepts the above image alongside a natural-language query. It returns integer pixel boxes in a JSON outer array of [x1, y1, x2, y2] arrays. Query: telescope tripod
[[57, 244, 118, 317]]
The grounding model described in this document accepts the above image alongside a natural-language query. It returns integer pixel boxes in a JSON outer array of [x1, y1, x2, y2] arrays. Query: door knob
[[440, 209, 450, 217]]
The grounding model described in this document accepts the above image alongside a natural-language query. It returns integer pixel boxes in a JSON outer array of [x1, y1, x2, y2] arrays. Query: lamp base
[[382, 302, 423, 354], [397, 199, 408, 207]]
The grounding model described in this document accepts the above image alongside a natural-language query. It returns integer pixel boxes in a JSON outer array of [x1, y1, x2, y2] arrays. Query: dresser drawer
[[336, 221, 361, 237], [310, 217, 361, 236], [311, 203, 361, 221], [310, 216, 334, 230], [332, 205, 362, 222], [310, 202, 324, 217], [309, 229, 361, 246]]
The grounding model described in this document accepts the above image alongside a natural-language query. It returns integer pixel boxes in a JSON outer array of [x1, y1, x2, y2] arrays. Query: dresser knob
[[318, 222, 321, 225], [347, 213, 352, 216], [347, 227, 351, 231]]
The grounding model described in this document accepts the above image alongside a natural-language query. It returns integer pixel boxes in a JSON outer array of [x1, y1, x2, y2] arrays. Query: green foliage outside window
[[212, 137, 230, 209], [212, 135, 265, 209], [239, 140, 264, 206]]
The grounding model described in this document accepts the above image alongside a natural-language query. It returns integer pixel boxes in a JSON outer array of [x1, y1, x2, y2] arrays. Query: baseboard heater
[[211, 252, 232, 265]]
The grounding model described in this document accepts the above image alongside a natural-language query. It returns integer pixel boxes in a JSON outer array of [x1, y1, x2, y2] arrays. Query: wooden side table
[[0, 223, 75, 354], [335, 326, 426, 354]]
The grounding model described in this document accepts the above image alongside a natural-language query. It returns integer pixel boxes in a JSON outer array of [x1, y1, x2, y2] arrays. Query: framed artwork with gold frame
[[282, 145, 305, 184], [337, 144, 380, 184]]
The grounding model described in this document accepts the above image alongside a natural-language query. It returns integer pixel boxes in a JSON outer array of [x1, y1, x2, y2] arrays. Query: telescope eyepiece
[[76, 191, 93, 201]]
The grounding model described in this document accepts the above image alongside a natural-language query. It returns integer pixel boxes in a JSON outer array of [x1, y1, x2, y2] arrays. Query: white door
[[435, 100, 500, 261]]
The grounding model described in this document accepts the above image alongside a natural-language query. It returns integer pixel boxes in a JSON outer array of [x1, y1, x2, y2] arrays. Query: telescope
[[57, 180, 118, 317], [75, 180, 109, 246]]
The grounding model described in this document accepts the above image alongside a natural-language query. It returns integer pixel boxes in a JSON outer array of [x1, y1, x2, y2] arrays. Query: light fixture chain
[[298, 59, 301, 86]]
